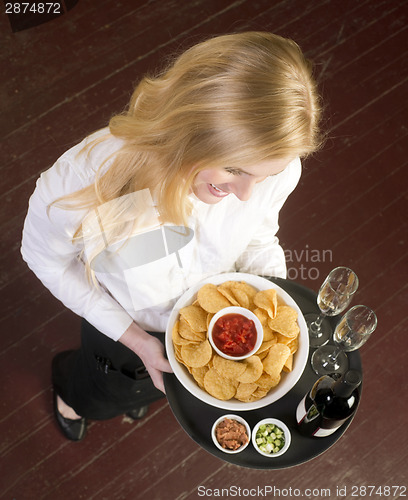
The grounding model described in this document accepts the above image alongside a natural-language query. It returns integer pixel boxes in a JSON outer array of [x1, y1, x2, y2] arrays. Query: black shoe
[[125, 405, 149, 420], [53, 391, 87, 441]]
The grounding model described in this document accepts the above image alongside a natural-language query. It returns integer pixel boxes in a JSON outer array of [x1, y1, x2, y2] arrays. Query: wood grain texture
[[1, 0, 407, 498]]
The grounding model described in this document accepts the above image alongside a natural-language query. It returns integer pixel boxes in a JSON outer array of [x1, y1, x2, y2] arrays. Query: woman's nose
[[232, 177, 257, 201]]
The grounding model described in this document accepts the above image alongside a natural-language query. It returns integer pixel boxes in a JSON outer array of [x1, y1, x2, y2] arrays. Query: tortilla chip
[[181, 340, 212, 368], [254, 289, 278, 319], [213, 354, 246, 379], [197, 283, 232, 313], [203, 367, 238, 400], [236, 355, 263, 383]]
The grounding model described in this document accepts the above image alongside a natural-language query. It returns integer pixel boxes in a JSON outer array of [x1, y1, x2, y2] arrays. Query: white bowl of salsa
[[208, 306, 263, 360]]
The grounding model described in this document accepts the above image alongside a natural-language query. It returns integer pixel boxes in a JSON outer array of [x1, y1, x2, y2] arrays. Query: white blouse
[[21, 128, 301, 341]]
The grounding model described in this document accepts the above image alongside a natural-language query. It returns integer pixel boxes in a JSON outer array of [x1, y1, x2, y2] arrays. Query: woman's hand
[[119, 322, 173, 393]]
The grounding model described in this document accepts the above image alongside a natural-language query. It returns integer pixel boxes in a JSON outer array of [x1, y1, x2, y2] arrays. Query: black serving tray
[[164, 277, 362, 469]]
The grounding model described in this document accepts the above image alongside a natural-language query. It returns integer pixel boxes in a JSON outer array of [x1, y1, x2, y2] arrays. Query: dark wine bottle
[[296, 370, 361, 437]]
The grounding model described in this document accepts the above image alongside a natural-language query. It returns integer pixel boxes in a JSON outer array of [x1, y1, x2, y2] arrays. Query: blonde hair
[[56, 32, 322, 277]]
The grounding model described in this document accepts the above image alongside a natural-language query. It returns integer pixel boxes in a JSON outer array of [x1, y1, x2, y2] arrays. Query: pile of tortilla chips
[[171, 280, 300, 403]]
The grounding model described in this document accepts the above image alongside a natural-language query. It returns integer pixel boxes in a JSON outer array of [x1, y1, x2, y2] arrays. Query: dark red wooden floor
[[1, 1, 407, 499]]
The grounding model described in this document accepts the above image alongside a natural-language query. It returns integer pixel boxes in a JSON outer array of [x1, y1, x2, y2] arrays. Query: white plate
[[165, 272, 309, 411]]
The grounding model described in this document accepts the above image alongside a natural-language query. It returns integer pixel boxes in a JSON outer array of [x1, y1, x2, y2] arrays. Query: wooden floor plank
[[280, 132, 408, 268], [1, 400, 169, 499]]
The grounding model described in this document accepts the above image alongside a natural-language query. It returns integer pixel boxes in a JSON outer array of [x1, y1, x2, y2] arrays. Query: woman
[[21, 32, 322, 441]]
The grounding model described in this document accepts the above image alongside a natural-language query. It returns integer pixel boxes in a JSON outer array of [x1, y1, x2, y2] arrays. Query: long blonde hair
[[56, 32, 322, 276]]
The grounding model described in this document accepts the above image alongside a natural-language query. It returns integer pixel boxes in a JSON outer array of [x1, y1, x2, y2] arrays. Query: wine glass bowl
[[306, 267, 359, 348], [333, 305, 376, 350], [311, 305, 377, 376]]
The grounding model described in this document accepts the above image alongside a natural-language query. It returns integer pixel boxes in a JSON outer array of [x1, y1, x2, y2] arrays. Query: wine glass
[[305, 267, 359, 348], [311, 305, 377, 376]]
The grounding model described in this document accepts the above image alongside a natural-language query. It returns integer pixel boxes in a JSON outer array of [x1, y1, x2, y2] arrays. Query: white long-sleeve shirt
[[21, 128, 301, 341]]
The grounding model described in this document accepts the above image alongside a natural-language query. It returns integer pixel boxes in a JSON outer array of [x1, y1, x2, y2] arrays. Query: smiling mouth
[[208, 183, 229, 197]]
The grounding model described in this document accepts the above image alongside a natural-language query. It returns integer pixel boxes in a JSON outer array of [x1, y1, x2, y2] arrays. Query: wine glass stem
[[310, 313, 326, 335], [325, 346, 341, 366]]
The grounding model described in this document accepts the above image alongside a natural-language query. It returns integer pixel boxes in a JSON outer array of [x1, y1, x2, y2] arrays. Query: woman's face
[[192, 158, 292, 204]]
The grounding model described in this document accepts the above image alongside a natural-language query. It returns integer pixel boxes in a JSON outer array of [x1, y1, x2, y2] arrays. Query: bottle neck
[[332, 370, 362, 398]]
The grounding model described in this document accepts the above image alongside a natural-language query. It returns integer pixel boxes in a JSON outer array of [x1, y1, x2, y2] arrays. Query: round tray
[[164, 277, 362, 469]]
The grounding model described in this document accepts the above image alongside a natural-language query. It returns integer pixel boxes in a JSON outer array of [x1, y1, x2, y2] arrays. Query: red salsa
[[212, 313, 257, 357]]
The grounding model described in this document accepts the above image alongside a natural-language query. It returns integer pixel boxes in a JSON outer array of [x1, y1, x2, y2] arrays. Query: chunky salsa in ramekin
[[211, 313, 257, 357]]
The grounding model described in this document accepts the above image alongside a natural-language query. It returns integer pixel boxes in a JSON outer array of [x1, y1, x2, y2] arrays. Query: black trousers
[[52, 320, 165, 420]]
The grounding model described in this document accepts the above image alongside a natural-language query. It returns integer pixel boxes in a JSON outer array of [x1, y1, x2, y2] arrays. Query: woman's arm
[[22, 156, 173, 392], [21, 156, 134, 341]]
